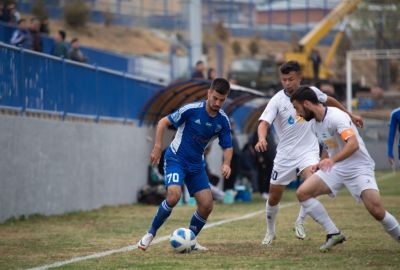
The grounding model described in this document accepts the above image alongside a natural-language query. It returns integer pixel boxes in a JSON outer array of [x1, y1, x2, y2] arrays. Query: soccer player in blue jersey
[[388, 107, 400, 167], [138, 78, 233, 251]]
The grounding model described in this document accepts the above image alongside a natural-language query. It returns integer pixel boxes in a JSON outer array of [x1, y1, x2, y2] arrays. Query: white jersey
[[311, 107, 375, 171], [259, 86, 327, 161]]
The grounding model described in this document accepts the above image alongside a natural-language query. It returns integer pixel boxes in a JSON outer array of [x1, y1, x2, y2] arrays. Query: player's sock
[[381, 211, 400, 242], [266, 201, 279, 235], [301, 198, 339, 235], [148, 200, 173, 236], [296, 205, 307, 224], [189, 210, 207, 236]]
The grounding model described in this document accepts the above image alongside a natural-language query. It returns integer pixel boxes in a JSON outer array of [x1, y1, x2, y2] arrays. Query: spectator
[[68, 38, 87, 63], [223, 118, 240, 191], [39, 17, 50, 35], [10, 19, 32, 49], [310, 49, 322, 84], [207, 68, 216, 80], [0, 3, 4, 22], [3, 2, 20, 25], [29, 18, 42, 52], [387, 107, 400, 167], [52, 30, 68, 58], [239, 140, 258, 193], [191, 60, 205, 79]]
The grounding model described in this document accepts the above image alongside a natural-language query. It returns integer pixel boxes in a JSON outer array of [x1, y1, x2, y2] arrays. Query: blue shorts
[[163, 153, 210, 196]]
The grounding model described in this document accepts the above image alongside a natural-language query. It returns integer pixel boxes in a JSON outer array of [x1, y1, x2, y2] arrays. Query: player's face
[[207, 89, 227, 113], [280, 71, 301, 95], [292, 100, 314, 121]]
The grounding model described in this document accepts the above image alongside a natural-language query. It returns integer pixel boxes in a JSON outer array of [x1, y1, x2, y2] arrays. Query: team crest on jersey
[[288, 115, 295, 125], [205, 122, 212, 127]]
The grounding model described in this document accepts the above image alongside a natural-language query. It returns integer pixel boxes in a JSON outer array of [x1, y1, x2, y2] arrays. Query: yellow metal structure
[[284, 0, 362, 80]]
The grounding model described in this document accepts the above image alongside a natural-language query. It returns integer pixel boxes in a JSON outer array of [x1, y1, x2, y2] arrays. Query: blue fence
[[0, 42, 162, 121]]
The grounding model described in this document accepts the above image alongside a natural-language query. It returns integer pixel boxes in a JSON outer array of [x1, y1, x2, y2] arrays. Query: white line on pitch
[[26, 202, 296, 270], [26, 171, 397, 270]]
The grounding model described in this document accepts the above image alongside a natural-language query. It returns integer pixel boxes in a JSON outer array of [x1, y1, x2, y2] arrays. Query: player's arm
[[326, 96, 363, 128], [255, 120, 270, 152], [150, 116, 172, 165], [387, 111, 399, 165], [319, 129, 359, 172], [221, 147, 233, 179]]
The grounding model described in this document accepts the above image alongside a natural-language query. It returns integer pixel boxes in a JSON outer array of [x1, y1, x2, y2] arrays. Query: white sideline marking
[[26, 171, 397, 270], [26, 202, 295, 270]]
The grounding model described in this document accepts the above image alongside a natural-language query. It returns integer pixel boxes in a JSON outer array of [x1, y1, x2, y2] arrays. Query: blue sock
[[189, 210, 207, 236], [148, 200, 173, 236]]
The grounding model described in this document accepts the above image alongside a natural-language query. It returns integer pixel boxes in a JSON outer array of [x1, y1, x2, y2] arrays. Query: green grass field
[[1, 171, 399, 270]]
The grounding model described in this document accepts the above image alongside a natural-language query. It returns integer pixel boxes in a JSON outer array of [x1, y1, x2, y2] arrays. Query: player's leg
[[188, 169, 213, 251], [361, 189, 400, 242], [298, 172, 345, 251], [262, 164, 294, 246], [294, 155, 319, 239], [138, 158, 184, 251]]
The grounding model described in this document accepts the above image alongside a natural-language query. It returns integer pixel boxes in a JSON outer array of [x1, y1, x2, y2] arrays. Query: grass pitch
[[0, 171, 399, 269]]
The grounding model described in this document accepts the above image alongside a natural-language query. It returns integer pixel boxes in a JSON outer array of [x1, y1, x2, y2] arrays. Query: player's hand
[[310, 164, 319, 173], [351, 114, 363, 128], [221, 164, 231, 179], [388, 157, 395, 166], [318, 158, 334, 172], [150, 145, 162, 165], [255, 138, 268, 152]]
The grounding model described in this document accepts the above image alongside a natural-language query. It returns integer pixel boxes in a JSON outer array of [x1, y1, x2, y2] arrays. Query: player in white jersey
[[290, 86, 400, 251], [255, 61, 363, 246]]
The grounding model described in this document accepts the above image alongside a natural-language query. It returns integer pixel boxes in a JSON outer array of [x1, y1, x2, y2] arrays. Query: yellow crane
[[285, 0, 362, 81]]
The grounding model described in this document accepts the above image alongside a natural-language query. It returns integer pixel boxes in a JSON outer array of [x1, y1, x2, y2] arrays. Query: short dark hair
[[195, 60, 204, 66], [280, 60, 301, 75], [58, 30, 66, 40], [71, 38, 79, 44], [290, 85, 319, 104], [210, 78, 230, 95]]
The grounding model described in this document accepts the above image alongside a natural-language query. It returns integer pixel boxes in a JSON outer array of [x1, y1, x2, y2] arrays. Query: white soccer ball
[[169, 227, 196, 253]]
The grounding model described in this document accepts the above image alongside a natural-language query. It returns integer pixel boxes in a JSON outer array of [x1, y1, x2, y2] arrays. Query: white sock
[[301, 198, 339, 235], [266, 201, 279, 235], [296, 205, 306, 224], [381, 211, 400, 242]]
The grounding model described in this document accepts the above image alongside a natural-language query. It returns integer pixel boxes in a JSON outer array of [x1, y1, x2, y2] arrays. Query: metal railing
[[0, 42, 163, 122]]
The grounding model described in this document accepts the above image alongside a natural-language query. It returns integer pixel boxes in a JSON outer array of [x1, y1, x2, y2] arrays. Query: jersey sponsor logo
[[323, 138, 338, 149], [288, 115, 295, 125], [195, 119, 201, 125], [295, 115, 305, 123]]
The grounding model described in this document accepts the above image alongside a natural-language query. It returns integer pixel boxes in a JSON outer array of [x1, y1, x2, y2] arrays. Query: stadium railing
[[0, 42, 163, 123]]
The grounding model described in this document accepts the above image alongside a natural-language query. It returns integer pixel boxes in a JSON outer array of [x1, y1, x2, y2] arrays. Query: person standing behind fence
[[68, 38, 87, 63], [52, 30, 68, 58], [387, 107, 400, 167], [10, 19, 32, 49], [191, 60, 206, 79], [29, 18, 42, 52]]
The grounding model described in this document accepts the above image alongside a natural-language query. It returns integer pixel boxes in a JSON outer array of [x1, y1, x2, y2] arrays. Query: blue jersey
[[387, 107, 400, 159], [167, 101, 232, 167]]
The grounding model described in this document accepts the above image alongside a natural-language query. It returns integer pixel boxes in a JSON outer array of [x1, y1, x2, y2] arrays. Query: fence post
[[95, 64, 100, 123], [20, 47, 26, 115], [62, 58, 67, 120]]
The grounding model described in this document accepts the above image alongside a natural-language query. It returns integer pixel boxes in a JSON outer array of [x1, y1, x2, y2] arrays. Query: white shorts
[[270, 153, 319, 186], [315, 167, 378, 202]]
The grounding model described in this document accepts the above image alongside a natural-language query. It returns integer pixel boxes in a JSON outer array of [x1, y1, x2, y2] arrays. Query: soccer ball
[[169, 228, 196, 253]]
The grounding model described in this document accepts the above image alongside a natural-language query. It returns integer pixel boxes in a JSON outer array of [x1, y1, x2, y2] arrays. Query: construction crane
[[285, 0, 362, 81]]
